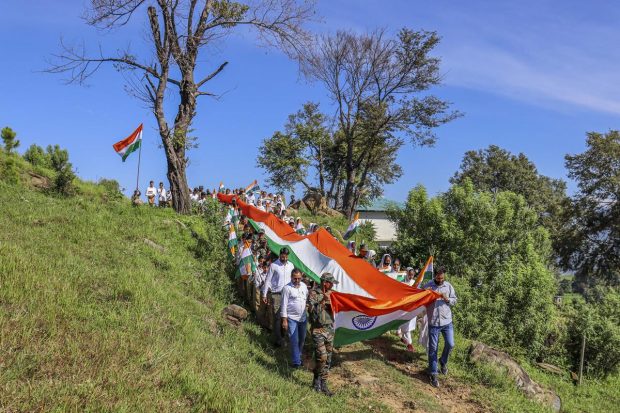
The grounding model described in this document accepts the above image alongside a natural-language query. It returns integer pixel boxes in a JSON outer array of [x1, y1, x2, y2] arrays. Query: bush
[[54, 166, 76, 196], [23, 144, 51, 168], [97, 178, 124, 201], [389, 181, 557, 357], [563, 289, 620, 378], [0, 154, 20, 184]]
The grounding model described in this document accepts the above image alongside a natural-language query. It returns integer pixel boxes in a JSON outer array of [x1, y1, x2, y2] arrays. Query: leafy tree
[[257, 131, 309, 193], [389, 181, 556, 356], [258, 103, 329, 194], [451, 145, 567, 252], [1, 127, 20, 154], [303, 28, 460, 217], [558, 131, 620, 286], [23, 144, 51, 168], [47, 0, 314, 213]]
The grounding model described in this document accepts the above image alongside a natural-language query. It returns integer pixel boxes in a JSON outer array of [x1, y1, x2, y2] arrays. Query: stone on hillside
[[536, 362, 565, 376], [469, 342, 561, 412], [143, 238, 166, 252], [28, 171, 51, 190], [222, 304, 248, 321]]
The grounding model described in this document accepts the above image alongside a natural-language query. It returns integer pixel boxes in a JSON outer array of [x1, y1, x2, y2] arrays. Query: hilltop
[[0, 152, 618, 412]]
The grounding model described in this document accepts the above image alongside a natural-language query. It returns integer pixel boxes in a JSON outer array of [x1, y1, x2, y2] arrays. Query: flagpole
[[135, 135, 143, 192]]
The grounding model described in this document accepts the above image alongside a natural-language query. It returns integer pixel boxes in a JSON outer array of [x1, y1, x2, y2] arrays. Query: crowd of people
[[223, 189, 458, 391], [130, 181, 458, 390]]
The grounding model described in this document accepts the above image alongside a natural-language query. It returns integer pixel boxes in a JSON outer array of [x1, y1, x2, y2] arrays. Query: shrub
[[563, 288, 620, 378], [23, 144, 51, 168], [97, 178, 124, 201], [390, 181, 557, 357]]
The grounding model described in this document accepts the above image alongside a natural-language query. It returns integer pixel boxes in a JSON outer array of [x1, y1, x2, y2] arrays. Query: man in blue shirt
[[423, 266, 457, 388]]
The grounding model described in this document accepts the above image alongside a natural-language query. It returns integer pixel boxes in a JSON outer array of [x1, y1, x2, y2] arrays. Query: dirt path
[[325, 336, 489, 413]]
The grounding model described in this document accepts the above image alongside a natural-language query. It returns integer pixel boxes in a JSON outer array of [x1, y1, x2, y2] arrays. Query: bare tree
[[47, 0, 314, 213], [303, 28, 461, 217]]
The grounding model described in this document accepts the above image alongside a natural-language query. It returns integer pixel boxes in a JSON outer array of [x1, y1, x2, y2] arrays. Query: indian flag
[[343, 212, 360, 240], [236, 246, 257, 280], [244, 180, 260, 194], [219, 181, 225, 191], [413, 256, 434, 287], [217, 193, 440, 346], [227, 224, 237, 257], [112, 124, 143, 162]]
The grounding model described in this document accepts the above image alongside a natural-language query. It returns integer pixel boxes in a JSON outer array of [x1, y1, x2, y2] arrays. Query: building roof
[[356, 197, 403, 212]]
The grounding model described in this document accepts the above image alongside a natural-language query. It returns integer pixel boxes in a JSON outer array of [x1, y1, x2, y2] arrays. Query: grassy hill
[[1, 152, 618, 412]]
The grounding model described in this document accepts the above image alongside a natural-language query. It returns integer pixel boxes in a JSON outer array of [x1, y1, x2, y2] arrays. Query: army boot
[[312, 372, 321, 392], [320, 378, 334, 397]]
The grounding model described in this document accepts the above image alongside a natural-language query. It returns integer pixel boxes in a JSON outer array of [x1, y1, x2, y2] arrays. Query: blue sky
[[1, 0, 619, 200]]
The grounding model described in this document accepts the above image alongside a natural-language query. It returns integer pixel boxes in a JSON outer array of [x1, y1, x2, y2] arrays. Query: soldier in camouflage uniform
[[308, 272, 339, 396]]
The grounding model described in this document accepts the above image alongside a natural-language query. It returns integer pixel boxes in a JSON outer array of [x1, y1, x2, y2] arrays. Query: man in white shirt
[[281, 268, 309, 368], [157, 182, 167, 207], [145, 181, 157, 207], [262, 247, 294, 347]]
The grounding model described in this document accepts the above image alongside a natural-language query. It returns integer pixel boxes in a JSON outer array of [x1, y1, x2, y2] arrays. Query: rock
[[174, 219, 188, 230], [224, 315, 241, 327], [143, 238, 165, 252], [28, 171, 51, 190], [469, 342, 561, 412], [355, 374, 380, 386], [536, 362, 565, 376], [222, 304, 248, 321]]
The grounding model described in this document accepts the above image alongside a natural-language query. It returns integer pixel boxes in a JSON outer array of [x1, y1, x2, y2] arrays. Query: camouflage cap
[[320, 272, 339, 284]]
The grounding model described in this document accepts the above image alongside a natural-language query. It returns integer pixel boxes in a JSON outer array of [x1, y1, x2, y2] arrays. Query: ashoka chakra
[[351, 314, 378, 330]]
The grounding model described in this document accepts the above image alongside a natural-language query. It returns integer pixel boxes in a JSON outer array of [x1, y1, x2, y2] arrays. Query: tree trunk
[[341, 139, 356, 218], [166, 153, 191, 213]]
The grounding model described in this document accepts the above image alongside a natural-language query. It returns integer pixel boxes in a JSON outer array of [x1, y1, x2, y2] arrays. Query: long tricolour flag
[[343, 212, 360, 240], [244, 180, 260, 194], [112, 124, 143, 162], [218, 193, 440, 346]]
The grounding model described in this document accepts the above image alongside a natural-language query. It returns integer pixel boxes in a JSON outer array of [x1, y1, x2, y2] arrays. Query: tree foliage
[[389, 181, 556, 356], [302, 28, 460, 216], [1, 127, 20, 154], [558, 131, 620, 286], [451, 145, 567, 254], [23, 144, 52, 168]]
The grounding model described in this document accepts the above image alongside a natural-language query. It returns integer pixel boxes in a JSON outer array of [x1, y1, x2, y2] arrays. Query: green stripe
[[121, 139, 141, 162], [334, 318, 411, 347], [248, 219, 320, 283]]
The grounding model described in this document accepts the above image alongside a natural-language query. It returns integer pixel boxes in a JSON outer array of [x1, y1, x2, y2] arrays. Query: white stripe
[[335, 306, 426, 330], [257, 222, 374, 299], [117, 131, 142, 155]]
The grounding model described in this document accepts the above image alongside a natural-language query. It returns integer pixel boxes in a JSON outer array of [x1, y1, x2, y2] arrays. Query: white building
[[356, 198, 402, 248]]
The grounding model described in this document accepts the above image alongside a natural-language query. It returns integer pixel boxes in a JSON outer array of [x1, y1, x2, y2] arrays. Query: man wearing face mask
[[281, 268, 309, 369], [423, 266, 457, 388], [262, 247, 294, 347]]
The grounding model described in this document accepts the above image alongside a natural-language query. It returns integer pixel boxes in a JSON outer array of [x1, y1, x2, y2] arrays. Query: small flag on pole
[[414, 256, 434, 287], [343, 212, 360, 240], [219, 181, 225, 191], [112, 124, 143, 162], [228, 224, 238, 257], [244, 180, 260, 194]]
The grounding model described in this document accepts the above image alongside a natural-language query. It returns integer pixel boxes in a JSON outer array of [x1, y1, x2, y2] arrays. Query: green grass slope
[[1, 151, 617, 412], [0, 182, 376, 412]]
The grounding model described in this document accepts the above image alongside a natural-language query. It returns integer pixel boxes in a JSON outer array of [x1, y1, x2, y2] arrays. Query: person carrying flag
[[424, 266, 457, 388]]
